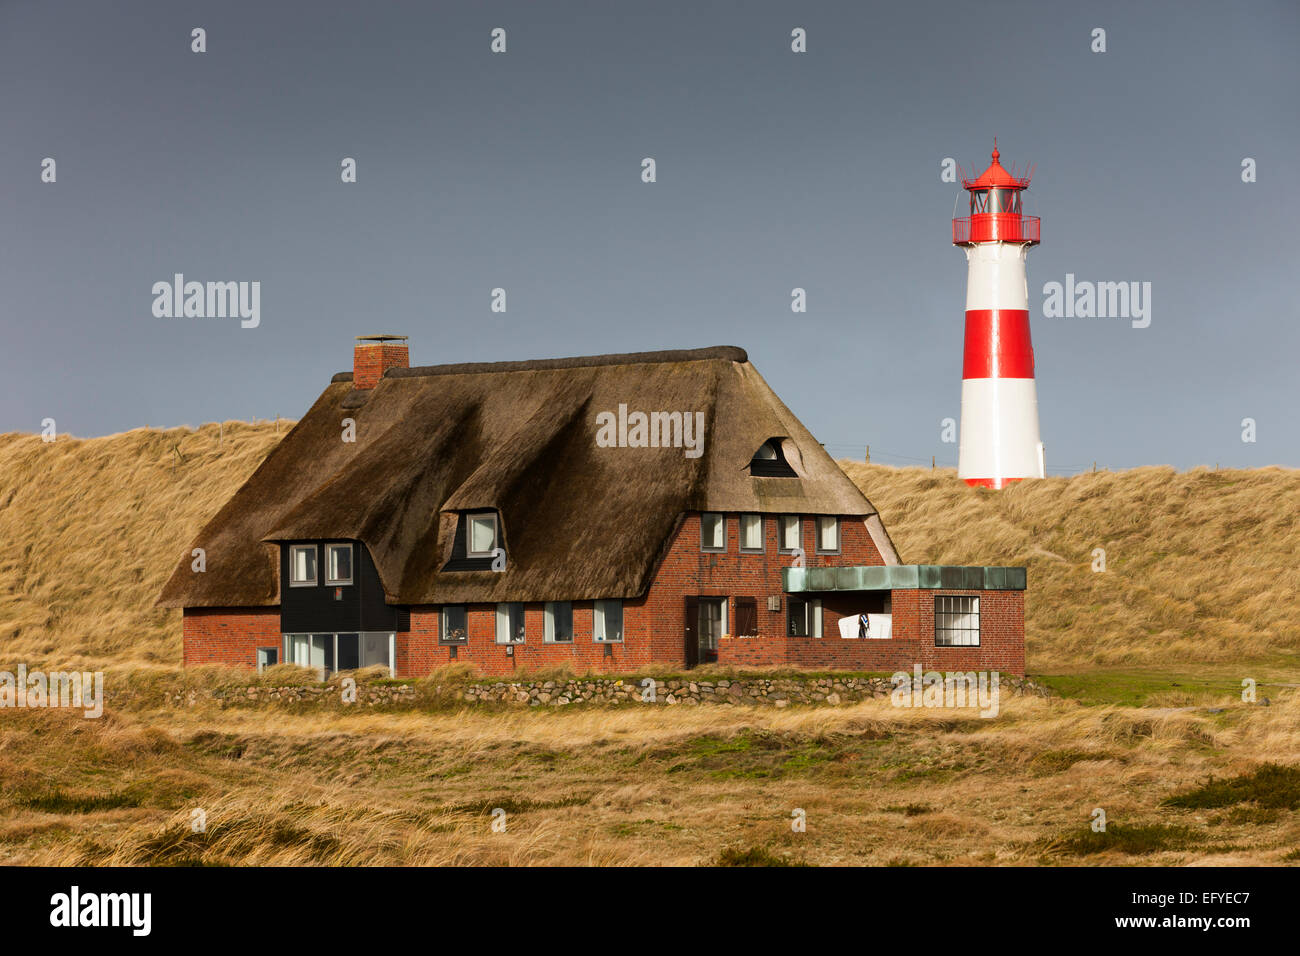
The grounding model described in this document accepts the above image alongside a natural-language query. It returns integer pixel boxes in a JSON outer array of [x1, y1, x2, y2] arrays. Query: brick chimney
[[353, 335, 409, 389]]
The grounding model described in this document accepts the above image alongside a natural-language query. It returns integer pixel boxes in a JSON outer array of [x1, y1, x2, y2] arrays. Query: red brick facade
[[180, 512, 1025, 677], [182, 607, 281, 667]]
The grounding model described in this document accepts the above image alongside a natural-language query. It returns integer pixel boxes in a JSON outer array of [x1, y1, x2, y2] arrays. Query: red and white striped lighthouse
[[952, 141, 1044, 488]]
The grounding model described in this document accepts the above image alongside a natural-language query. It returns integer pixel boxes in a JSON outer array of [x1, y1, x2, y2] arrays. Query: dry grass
[[0, 423, 286, 669], [1, 689, 1296, 866], [2, 424, 1298, 866]]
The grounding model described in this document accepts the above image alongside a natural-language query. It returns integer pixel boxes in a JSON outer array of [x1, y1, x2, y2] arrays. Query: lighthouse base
[[963, 476, 1027, 490], [958, 377, 1044, 488]]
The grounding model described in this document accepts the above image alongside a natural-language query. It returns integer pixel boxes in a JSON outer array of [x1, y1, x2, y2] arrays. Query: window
[[749, 439, 798, 477], [816, 516, 840, 553], [544, 602, 573, 643], [935, 595, 980, 647], [698, 598, 726, 661], [594, 600, 623, 642], [289, 544, 317, 587], [284, 632, 395, 678], [289, 633, 333, 676], [740, 514, 763, 552], [779, 515, 801, 552], [325, 543, 353, 585], [256, 647, 278, 673], [495, 602, 525, 644], [700, 512, 725, 552], [467, 513, 497, 558], [336, 633, 360, 671], [787, 597, 822, 637], [734, 598, 758, 638], [441, 605, 468, 643]]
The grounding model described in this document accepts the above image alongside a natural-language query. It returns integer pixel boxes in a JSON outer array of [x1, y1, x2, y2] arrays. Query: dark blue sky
[[2, 0, 1296, 471]]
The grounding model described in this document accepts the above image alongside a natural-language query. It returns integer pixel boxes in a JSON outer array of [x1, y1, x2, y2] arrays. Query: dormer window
[[749, 439, 798, 478], [289, 544, 317, 587], [443, 510, 506, 572], [467, 513, 498, 558]]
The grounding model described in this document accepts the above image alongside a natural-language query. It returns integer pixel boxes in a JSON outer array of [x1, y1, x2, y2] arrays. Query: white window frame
[[739, 513, 763, 553], [698, 597, 727, 647], [466, 513, 498, 558], [324, 542, 353, 586], [935, 595, 980, 647], [778, 515, 801, 553], [495, 602, 526, 644], [289, 544, 318, 587], [441, 605, 468, 643], [256, 646, 278, 673], [815, 516, 841, 554], [544, 602, 574, 643], [700, 512, 725, 552], [593, 599, 624, 643]]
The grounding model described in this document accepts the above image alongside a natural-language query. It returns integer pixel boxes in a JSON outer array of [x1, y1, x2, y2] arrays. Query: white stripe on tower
[[958, 241, 1044, 488]]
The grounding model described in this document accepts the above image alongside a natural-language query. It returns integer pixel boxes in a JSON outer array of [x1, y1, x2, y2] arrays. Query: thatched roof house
[[166, 339, 1023, 678]]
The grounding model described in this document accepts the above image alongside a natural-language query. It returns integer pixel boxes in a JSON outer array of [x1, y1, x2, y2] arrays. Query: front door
[[684, 597, 699, 668]]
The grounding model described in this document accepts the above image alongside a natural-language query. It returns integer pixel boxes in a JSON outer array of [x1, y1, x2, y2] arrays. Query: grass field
[[0, 423, 1296, 865], [2, 668, 1296, 866]]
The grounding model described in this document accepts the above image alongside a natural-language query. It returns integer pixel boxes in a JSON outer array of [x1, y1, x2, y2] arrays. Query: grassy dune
[[0, 423, 286, 669]]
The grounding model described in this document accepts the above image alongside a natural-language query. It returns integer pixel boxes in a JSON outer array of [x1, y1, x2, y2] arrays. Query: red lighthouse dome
[[953, 140, 1040, 246]]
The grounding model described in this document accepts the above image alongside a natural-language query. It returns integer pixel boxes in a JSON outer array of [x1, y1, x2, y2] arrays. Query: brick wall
[[182, 607, 281, 668], [181, 513, 1026, 677], [352, 342, 409, 389], [402, 601, 651, 677], [890, 589, 1025, 674], [396, 513, 888, 677]]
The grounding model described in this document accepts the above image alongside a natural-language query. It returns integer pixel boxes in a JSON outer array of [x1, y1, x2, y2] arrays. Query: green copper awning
[[783, 565, 1026, 593]]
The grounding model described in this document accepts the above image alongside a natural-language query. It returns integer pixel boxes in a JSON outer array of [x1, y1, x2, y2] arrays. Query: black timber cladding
[[280, 540, 405, 633]]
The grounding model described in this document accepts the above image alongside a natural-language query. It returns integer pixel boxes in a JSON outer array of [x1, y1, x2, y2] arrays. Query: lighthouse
[[952, 141, 1045, 488]]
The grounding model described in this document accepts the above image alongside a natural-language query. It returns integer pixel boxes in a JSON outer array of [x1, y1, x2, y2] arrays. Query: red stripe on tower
[[962, 309, 1035, 379]]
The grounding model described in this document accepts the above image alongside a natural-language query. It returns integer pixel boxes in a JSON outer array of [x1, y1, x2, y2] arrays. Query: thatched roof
[[158, 346, 898, 608]]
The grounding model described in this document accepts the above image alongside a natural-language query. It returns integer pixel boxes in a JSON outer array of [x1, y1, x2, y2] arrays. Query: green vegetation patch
[[1031, 748, 1122, 773], [1036, 671, 1244, 707], [444, 794, 592, 815], [19, 788, 141, 814], [664, 730, 846, 780], [1046, 823, 1198, 856], [1163, 763, 1300, 811], [714, 845, 811, 867]]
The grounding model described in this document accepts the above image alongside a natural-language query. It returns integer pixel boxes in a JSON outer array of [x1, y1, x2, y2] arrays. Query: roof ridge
[[330, 345, 747, 383]]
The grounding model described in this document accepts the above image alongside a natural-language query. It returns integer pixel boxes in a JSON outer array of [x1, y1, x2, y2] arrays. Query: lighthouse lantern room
[[952, 141, 1045, 488]]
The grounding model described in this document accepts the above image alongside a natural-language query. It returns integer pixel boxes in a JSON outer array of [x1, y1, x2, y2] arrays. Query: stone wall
[[167, 673, 1050, 710]]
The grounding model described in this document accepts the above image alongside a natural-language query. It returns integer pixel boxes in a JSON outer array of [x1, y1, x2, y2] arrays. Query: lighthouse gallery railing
[[952, 215, 1040, 244]]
